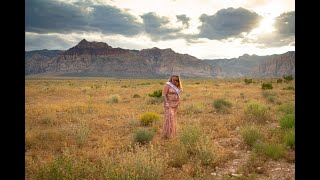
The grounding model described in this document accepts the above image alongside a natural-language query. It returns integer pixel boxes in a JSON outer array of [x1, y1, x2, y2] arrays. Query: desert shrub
[[262, 90, 277, 103], [74, 121, 91, 146], [148, 89, 162, 98], [278, 103, 295, 115], [194, 136, 216, 166], [36, 151, 96, 179], [168, 143, 189, 167], [213, 98, 232, 113], [253, 142, 285, 160], [261, 83, 273, 90], [146, 97, 163, 104], [180, 125, 202, 154], [244, 78, 253, 84], [241, 125, 263, 147], [107, 94, 120, 103], [139, 112, 160, 126], [277, 79, 283, 83], [283, 75, 294, 81], [186, 93, 191, 97], [283, 128, 295, 149], [132, 94, 140, 98], [103, 144, 165, 179], [279, 114, 295, 129], [240, 92, 245, 99], [134, 128, 154, 144], [183, 103, 205, 114], [244, 102, 269, 123], [36, 154, 76, 179], [283, 86, 295, 90]]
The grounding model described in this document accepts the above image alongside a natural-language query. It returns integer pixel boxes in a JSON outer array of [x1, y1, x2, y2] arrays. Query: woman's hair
[[167, 75, 183, 92]]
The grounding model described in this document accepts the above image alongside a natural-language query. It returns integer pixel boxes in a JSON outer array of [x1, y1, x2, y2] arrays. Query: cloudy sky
[[25, 0, 295, 59]]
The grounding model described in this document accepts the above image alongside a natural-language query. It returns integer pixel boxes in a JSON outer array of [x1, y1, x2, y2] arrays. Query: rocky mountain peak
[[75, 39, 112, 49]]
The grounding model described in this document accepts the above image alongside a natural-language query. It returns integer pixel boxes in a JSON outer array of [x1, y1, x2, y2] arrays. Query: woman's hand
[[164, 102, 169, 108]]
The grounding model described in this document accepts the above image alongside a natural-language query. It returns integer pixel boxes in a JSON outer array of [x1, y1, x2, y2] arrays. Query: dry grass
[[25, 77, 295, 179]]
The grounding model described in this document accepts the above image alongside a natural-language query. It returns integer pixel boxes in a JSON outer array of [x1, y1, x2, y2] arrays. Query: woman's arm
[[162, 84, 169, 106]]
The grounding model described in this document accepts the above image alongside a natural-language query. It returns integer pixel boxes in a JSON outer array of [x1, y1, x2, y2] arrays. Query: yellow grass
[[25, 77, 295, 179]]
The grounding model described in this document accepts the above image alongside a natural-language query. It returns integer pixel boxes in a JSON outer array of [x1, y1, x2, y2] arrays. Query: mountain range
[[25, 39, 295, 78]]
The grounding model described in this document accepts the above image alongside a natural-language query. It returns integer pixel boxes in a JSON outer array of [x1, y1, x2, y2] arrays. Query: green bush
[[244, 78, 253, 84], [139, 112, 160, 126], [279, 114, 295, 129], [253, 142, 285, 160], [134, 129, 154, 144], [148, 90, 162, 98], [241, 126, 263, 147], [213, 98, 232, 113], [244, 102, 269, 123], [283, 75, 294, 81], [277, 79, 283, 83], [261, 83, 273, 90]]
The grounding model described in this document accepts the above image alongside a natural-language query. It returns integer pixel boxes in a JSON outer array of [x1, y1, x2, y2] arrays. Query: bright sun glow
[[251, 16, 276, 35]]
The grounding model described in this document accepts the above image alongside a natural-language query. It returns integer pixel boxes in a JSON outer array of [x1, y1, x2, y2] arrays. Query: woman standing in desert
[[162, 75, 183, 139]]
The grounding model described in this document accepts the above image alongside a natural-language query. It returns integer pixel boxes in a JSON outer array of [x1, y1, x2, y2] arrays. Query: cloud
[[25, 33, 75, 51], [141, 12, 184, 41], [197, 7, 262, 40], [25, 0, 143, 36], [242, 11, 295, 47], [176, 14, 190, 28], [274, 11, 295, 37], [88, 5, 143, 36]]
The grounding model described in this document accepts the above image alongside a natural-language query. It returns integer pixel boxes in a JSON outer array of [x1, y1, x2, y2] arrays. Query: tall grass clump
[[179, 125, 204, 156], [36, 154, 76, 179], [134, 128, 154, 144], [213, 98, 232, 113], [244, 102, 269, 124], [240, 125, 263, 147], [168, 143, 189, 168], [279, 114, 295, 129], [103, 144, 166, 179], [283, 128, 295, 149], [194, 136, 216, 166], [74, 120, 91, 146], [253, 142, 285, 160], [139, 112, 160, 126], [278, 103, 295, 115], [107, 94, 121, 103], [36, 150, 96, 179]]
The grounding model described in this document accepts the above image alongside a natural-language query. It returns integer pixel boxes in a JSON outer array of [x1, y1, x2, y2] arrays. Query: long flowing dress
[[162, 84, 180, 139]]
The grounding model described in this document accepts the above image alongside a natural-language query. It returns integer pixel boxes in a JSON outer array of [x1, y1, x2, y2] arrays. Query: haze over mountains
[[25, 39, 295, 78]]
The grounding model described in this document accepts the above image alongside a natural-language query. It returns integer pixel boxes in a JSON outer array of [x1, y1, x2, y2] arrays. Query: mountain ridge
[[25, 39, 295, 78]]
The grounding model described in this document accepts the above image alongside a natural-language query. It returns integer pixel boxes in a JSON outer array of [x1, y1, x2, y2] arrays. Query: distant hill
[[204, 51, 295, 78], [25, 39, 295, 78]]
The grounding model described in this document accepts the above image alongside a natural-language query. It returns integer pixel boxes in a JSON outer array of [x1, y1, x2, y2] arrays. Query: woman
[[162, 75, 183, 139]]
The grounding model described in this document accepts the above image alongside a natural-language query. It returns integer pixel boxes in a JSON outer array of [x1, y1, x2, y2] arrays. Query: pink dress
[[162, 84, 180, 139]]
